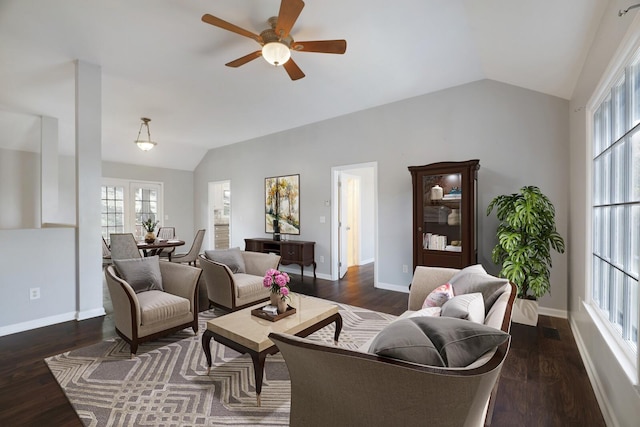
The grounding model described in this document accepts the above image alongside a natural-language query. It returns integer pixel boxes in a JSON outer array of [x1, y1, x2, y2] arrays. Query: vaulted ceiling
[[0, 0, 607, 170]]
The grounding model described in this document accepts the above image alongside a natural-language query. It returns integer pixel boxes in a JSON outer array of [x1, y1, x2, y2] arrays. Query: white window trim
[[102, 177, 164, 237], [586, 12, 640, 385]]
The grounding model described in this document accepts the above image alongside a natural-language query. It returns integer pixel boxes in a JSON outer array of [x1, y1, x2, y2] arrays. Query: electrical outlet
[[319, 255, 325, 263], [402, 264, 408, 273], [30, 287, 40, 300]]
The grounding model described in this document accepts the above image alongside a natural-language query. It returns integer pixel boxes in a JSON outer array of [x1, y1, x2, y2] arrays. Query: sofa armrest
[[241, 251, 281, 276], [408, 266, 459, 311], [105, 266, 141, 337], [199, 254, 236, 308], [160, 262, 201, 313]]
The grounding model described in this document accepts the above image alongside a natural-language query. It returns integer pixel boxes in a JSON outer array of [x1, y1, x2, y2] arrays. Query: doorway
[[208, 180, 230, 250], [330, 162, 377, 283]]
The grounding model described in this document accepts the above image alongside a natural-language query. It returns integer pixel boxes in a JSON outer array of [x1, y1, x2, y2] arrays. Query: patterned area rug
[[45, 300, 396, 427]]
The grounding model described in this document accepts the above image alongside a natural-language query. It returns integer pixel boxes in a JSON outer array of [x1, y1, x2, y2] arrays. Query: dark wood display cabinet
[[408, 160, 480, 270], [245, 238, 316, 278]]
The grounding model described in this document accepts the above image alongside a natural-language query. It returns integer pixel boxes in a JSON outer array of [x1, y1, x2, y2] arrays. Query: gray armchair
[[198, 250, 280, 311], [105, 261, 201, 356]]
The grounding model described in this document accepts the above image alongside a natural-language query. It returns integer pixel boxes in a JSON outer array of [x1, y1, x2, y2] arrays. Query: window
[[101, 179, 163, 244], [591, 51, 640, 369], [101, 185, 125, 242]]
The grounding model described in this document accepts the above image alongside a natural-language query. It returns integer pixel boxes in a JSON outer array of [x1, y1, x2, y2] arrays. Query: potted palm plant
[[486, 186, 565, 325]]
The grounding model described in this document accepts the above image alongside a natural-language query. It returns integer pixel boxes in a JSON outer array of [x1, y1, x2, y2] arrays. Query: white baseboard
[[76, 307, 106, 321], [0, 311, 76, 337], [359, 258, 374, 265], [569, 316, 619, 427], [375, 282, 410, 293], [538, 306, 567, 319]]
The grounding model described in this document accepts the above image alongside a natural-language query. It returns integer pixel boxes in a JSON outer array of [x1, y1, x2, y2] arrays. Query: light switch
[[324, 200, 330, 207], [320, 216, 326, 223], [165, 215, 169, 220]]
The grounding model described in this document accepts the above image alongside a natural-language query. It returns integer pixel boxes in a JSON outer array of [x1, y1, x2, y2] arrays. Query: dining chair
[[157, 226, 176, 260], [109, 233, 142, 260], [102, 236, 112, 267], [170, 229, 206, 266]]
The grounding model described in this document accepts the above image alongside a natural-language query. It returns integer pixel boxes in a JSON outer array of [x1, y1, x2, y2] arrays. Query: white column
[[75, 60, 105, 320], [40, 115, 59, 224]]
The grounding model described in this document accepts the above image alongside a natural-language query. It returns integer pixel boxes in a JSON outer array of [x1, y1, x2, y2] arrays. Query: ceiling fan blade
[[202, 14, 262, 43], [283, 58, 305, 80], [275, 0, 305, 39], [225, 51, 262, 68], [292, 40, 347, 54]]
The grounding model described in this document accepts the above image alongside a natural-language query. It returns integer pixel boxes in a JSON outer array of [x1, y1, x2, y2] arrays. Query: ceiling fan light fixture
[[134, 117, 157, 151], [262, 42, 291, 66]]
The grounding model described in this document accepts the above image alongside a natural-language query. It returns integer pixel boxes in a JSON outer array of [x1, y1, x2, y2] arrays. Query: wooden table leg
[[333, 314, 343, 344], [250, 351, 268, 406], [202, 330, 214, 375]]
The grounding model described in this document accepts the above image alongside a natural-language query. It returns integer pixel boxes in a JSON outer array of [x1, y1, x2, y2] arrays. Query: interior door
[[338, 173, 349, 278]]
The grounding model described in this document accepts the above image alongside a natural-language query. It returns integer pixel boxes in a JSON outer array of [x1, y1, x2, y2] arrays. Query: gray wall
[[102, 161, 196, 250], [568, 0, 640, 424], [0, 148, 40, 229], [194, 79, 570, 311], [0, 156, 195, 334]]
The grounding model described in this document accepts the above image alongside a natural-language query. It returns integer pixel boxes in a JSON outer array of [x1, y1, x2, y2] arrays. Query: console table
[[245, 238, 316, 278]]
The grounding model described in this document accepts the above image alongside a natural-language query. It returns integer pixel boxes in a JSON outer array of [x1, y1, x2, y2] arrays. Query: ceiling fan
[[201, 0, 347, 81]]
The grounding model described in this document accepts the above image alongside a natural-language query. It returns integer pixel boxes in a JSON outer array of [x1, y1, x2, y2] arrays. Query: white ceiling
[[0, 0, 607, 171]]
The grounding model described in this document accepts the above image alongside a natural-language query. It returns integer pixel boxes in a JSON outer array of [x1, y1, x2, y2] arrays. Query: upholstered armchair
[[198, 249, 280, 311], [270, 266, 516, 427], [105, 258, 201, 356]]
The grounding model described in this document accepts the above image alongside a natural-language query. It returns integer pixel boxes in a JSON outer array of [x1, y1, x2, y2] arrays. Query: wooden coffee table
[[202, 293, 342, 406]]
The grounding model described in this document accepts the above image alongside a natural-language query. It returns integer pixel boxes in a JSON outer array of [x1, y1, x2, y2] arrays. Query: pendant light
[[134, 117, 157, 151]]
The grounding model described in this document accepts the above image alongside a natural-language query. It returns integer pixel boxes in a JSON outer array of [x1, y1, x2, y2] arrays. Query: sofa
[[269, 265, 516, 427], [198, 248, 281, 311]]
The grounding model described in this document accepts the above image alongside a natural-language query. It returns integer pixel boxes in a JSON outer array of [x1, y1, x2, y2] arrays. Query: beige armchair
[[198, 250, 280, 311], [105, 261, 201, 356], [269, 265, 516, 427]]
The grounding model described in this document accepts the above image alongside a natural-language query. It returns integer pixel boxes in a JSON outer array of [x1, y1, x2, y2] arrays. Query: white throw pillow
[[408, 307, 442, 318], [441, 292, 485, 324]]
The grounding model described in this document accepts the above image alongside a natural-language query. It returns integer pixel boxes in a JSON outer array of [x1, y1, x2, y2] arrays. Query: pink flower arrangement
[[263, 268, 291, 300]]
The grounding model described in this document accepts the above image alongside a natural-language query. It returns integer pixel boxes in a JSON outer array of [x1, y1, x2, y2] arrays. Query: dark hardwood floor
[[0, 264, 604, 426]]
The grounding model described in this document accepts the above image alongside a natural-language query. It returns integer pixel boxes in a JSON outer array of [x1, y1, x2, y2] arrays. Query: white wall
[[568, 1, 640, 425], [342, 166, 375, 264], [194, 79, 570, 311]]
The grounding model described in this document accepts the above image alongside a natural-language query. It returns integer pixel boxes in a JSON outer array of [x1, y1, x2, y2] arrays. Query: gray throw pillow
[[449, 264, 509, 314], [369, 319, 445, 367], [204, 247, 246, 273], [113, 256, 163, 293], [370, 317, 509, 368], [441, 292, 485, 324]]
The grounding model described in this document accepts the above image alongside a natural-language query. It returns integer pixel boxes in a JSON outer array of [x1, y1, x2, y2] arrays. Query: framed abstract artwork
[[265, 174, 300, 235]]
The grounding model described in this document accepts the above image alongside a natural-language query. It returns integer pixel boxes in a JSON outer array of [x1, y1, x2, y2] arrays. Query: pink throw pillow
[[422, 283, 454, 308]]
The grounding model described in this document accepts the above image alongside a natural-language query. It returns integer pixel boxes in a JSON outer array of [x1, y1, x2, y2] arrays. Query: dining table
[[136, 239, 185, 261]]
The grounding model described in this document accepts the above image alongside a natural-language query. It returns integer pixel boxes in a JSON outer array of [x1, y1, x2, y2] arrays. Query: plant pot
[[144, 231, 156, 244], [512, 298, 539, 326]]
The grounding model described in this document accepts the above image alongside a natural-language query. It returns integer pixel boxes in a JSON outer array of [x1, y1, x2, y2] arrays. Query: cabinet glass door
[[421, 173, 462, 252]]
